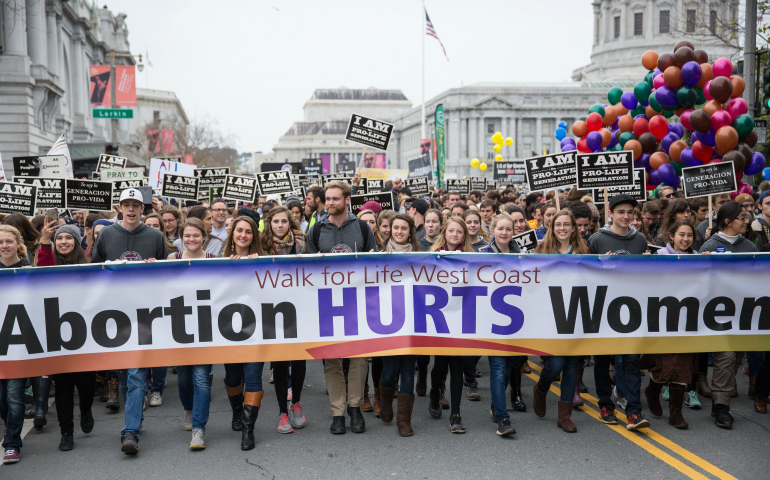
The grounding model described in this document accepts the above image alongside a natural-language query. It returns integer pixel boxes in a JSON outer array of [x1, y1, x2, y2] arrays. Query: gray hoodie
[[307, 212, 376, 254], [699, 232, 758, 253], [588, 226, 648, 255], [91, 222, 169, 262]]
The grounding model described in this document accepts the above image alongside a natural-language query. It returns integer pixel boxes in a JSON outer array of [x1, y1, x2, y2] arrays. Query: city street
[[4, 359, 767, 479]]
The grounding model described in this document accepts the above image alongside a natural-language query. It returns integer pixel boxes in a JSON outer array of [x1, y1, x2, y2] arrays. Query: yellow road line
[[525, 360, 737, 480]]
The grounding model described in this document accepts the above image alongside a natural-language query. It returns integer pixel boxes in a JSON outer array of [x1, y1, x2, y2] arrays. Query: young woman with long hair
[[357, 210, 378, 235], [480, 213, 520, 254], [429, 217, 473, 253], [462, 210, 489, 251], [159, 206, 183, 244], [1, 213, 41, 264], [375, 210, 396, 251], [144, 213, 177, 253], [631, 208, 653, 243], [535, 209, 589, 255], [174, 206, 223, 256], [286, 200, 308, 233], [655, 199, 692, 248], [167, 219, 217, 260], [505, 205, 532, 236], [419, 208, 443, 251]]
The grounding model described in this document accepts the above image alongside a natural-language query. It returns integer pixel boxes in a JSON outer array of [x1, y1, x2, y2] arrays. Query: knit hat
[[734, 193, 754, 204], [53, 224, 82, 246], [93, 219, 113, 229]]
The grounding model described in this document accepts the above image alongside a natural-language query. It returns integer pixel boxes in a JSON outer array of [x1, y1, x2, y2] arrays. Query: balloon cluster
[[472, 131, 513, 172], [556, 40, 767, 194]]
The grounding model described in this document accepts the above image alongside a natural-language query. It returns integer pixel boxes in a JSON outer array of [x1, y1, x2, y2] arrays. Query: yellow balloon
[[493, 144, 501, 153], [479, 163, 488, 171], [505, 137, 513, 146], [495, 154, 503, 162], [492, 132, 503, 143], [471, 158, 480, 168]]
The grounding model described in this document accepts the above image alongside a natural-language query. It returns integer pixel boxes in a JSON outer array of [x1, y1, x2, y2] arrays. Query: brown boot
[[645, 380, 664, 417], [373, 387, 381, 417], [557, 401, 577, 433], [696, 374, 712, 397], [438, 381, 449, 410], [533, 383, 548, 417], [396, 393, 415, 437], [754, 396, 767, 414], [379, 385, 396, 423], [415, 367, 427, 397], [361, 384, 373, 412], [748, 375, 756, 399], [668, 384, 688, 429]]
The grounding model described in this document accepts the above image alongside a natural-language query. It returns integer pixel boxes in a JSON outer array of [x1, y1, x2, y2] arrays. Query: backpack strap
[[312, 222, 321, 251], [357, 219, 373, 251]]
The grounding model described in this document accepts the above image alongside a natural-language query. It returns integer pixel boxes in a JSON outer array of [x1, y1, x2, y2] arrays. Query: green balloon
[[661, 102, 680, 113], [589, 104, 606, 117], [695, 88, 707, 105], [631, 105, 646, 117], [619, 131, 638, 148], [676, 86, 697, 109], [672, 161, 684, 175], [612, 143, 623, 151], [608, 87, 623, 105], [645, 70, 655, 87], [733, 114, 755, 138], [648, 92, 663, 112], [663, 110, 675, 118], [634, 81, 652, 103]]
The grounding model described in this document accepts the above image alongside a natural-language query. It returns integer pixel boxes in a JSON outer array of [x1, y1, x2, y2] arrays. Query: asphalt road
[[3, 358, 768, 479]]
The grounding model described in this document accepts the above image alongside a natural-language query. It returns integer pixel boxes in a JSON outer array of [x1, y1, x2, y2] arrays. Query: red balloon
[[586, 112, 603, 132], [632, 118, 650, 138], [577, 137, 591, 153], [692, 141, 713, 162], [649, 115, 669, 140]]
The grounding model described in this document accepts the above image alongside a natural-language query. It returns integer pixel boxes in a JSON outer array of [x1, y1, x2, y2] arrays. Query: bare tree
[[134, 117, 240, 168]]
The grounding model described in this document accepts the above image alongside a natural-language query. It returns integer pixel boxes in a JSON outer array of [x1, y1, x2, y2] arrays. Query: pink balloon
[[680, 109, 694, 130], [712, 58, 733, 78], [710, 110, 733, 131], [736, 171, 743, 183], [703, 80, 713, 101], [707, 157, 722, 165], [653, 74, 667, 90], [725, 98, 748, 118], [738, 182, 753, 195]]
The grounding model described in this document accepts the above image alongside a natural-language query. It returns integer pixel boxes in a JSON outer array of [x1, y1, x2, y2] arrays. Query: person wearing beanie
[[361, 201, 383, 215]]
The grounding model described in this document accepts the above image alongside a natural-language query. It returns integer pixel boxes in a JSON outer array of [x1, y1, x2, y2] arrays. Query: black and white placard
[[12, 176, 65, 209], [576, 151, 634, 190], [112, 179, 145, 205], [256, 170, 295, 195], [593, 168, 647, 203], [277, 187, 306, 204], [345, 113, 394, 151], [349, 192, 396, 215], [95, 154, 128, 172], [337, 160, 356, 176], [294, 174, 320, 188], [512, 230, 539, 252], [446, 179, 471, 195], [194, 167, 230, 191], [494, 161, 527, 183], [364, 178, 384, 193], [208, 187, 236, 208], [161, 174, 200, 201], [12, 155, 68, 178], [301, 158, 323, 175], [523, 152, 577, 191], [470, 177, 489, 192], [681, 162, 737, 199], [405, 176, 430, 196], [65, 179, 113, 212], [222, 175, 258, 203], [0, 181, 37, 216], [321, 174, 353, 187]]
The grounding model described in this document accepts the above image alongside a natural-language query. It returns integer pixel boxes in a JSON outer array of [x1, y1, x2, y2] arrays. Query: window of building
[[686, 10, 696, 32], [153, 110, 160, 122], [614, 16, 620, 38], [710, 10, 717, 32], [542, 120, 552, 132], [543, 97, 551, 104], [563, 97, 570, 105], [542, 143, 551, 155], [659, 10, 669, 33], [523, 121, 532, 135], [523, 143, 532, 155], [524, 96, 533, 103], [487, 122, 495, 134], [634, 13, 643, 35]]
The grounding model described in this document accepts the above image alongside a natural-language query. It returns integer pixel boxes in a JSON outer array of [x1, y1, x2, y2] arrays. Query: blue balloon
[[658, 164, 677, 185], [745, 152, 767, 175], [621, 92, 638, 110], [555, 127, 567, 141], [680, 147, 700, 167], [586, 131, 603, 151], [681, 61, 703, 87], [763, 167, 770, 180], [558, 120, 568, 130]]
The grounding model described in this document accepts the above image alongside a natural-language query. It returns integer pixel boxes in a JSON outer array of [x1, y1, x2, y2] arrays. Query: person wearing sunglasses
[[658, 185, 676, 200]]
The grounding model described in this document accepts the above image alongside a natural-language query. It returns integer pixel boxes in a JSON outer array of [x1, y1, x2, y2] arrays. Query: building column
[[2, 0, 28, 55], [510, 116, 517, 160], [478, 115, 484, 159], [515, 117, 521, 158], [535, 117, 542, 155], [46, 7, 59, 77], [25, 0, 47, 67], [459, 114, 467, 161], [469, 116, 477, 160]]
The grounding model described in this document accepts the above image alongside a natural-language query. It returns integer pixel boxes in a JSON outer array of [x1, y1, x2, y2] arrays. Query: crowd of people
[[1, 174, 769, 463]]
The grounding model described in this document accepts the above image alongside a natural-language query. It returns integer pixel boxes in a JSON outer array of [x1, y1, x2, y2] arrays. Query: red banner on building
[[148, 129, 175, 154], [89, 65, 111, 106], [115, 66, 137, 106]]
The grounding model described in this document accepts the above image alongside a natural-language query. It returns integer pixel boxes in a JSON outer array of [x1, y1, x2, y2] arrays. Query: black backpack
[[311, 219, 373, 253]]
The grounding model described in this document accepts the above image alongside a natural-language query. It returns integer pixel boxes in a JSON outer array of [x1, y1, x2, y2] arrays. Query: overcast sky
[[108, 0, 594, 154]]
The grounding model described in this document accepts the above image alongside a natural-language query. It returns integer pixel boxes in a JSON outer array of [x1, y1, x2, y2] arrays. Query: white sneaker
[[189, 428, 205, 449], [183, 410, 192, 431], [149, 391, 163, 407]]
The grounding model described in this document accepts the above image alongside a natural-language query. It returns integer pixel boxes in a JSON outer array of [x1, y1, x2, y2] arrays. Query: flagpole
[[421, 0, 426, 142]]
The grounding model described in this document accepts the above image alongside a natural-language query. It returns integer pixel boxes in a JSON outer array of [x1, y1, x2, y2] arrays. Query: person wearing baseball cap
[[734, 193, 756, 221], [407, 198, 429, 241]]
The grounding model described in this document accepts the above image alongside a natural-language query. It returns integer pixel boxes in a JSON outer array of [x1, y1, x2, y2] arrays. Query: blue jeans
[[150, 367, 167, 393], [595, 354, 642, 415], [177, 365, 212, 431], [381, 355, 417, 394], [224, 363, 264, 392], [538, 356, 580, 401], [118, 368, 148, 438], [747, 351, 763, 377], [0, 378, 26, 450], [614, 355, 628, 399], [488, 356, 514, 421]]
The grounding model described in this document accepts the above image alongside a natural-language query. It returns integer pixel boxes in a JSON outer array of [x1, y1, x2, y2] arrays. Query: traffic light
[[763, 66, 770, 113]]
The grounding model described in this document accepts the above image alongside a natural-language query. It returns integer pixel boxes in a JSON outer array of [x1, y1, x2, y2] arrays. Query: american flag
[[426, 9, 448, 61]]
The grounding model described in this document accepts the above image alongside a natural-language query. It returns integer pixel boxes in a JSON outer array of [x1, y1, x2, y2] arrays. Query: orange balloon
[[645, 105, 657, 118], [675, 107, 686, 116], [714, 126, 739, 152], [599, 128, 612, 148], [730, 76, 745, 98], [603, 106, 618, 126], [614, 102, 629, 116], [663, 66, 683, 89], [696, 63, 714, 89], [715, 144, 730, 157], [703, 99, 724, 116], [650, 152, 671, 169], [572, 121, 587, 138], [625, 139, 643, 160], [669, 140, 687, 162], [642, 50, 659, 70], [618, 115, 634, 132]]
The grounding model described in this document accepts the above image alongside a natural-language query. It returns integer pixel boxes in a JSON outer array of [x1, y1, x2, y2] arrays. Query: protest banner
[[511, 230, 539, 252], [358, 168, 407, 183], [337, 159, 357, 176], [222, 174, 258, 203], [194, 167, 230, 191], [592, 168, 647, 203], [405, 176, 430, 196], [301, 158, 323, 175], [576, 151, 634, 190], [294, 174, 320, 188], [321, 174, 353, 186], [101, 167, 145, 182], [12, 177, 65, 209], [364, 178, 384, 193], [2, 253, 768, 379], [350, 192, 396, 215], [471, 177, 488, 192], [95, 154, 128, 172], [256, 171, 294, 195], [277, 187, 306, 204], [209, 187, 236, 209], [345, 113, 393, 152], [161, 174, 200, 201], [149, 158, 196, 190], [13, 155, 68, 179], [408, 155, 433, 179], [112, 179, 146, 205], [0, 181, 37, 216], [523, 151, 577, 194], [682, 163, 737, 199], [446, 179, 471, 194], [494, 161, 527, 184], [65, 179, 113, 212]]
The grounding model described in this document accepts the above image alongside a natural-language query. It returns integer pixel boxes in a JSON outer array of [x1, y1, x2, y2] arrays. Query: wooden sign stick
[[603, 188, 609, 226], [708, 195, 713, 230], [357, 146, 367, 171]]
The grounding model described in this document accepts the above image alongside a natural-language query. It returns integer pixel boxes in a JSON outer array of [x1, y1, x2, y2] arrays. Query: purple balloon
[[653, 69, 663, 78], [661, 133, 678, 153], [668, 123, 684, 138], [681, 61, 703, 87], [745, 152, 767, 175], [586, 131, 603, 151], [648, 169, 661, 185], [612, 119, 619, 130], [634, 114, 647, 121], [607, 134, 618, 149], [636, 152, 651, 170], [561, 145, 577, 152], [671, 175, 681, 189], [701, 128, 716, 147], [658, 164, 677, 184], [656, 86, 678, 108], [680, 147, 700, 167], [560, 137, 576, 149], [621, 91, 639, 110]]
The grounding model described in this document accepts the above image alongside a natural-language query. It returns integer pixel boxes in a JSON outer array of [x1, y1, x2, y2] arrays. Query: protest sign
[[471, 177, 489, 192], [0, 181, 37, 216], [194, 167, 230, 191], [95, 154, 128, 172], [681, 163, 737, 199], [256, 170, 295, 195], [321, 174, 353, 186], [65, 179, 113, 212], [337, 159, 356, 176], [405, 176, 430, 196], [3, 253, 769, 378], [511, 230, 539, 252], [356, 177, 369, 194], [149, 158, 196, 190], [13, 155, 68, 179], [301, 158, 323, 175], [208, 187, 236, 208], [350, 192, 396, 215], [294, 174, 320, 188], [101, 168, 145, 182], [161, 174, 200, 201], [523, 152, 577, 192], [12, 177, 65, 209], [446, 179, 471, 194], [494, 161, 527, 184], [222, 175, 258, 203], [112, 179, 146, 205], [408, 155, 433, 179], [593, 168, 647, 203], [345, 113, 393, 151], [277, 187, 306, 204], [364, 178, 384, 193], [576, 151, 634, 190]]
